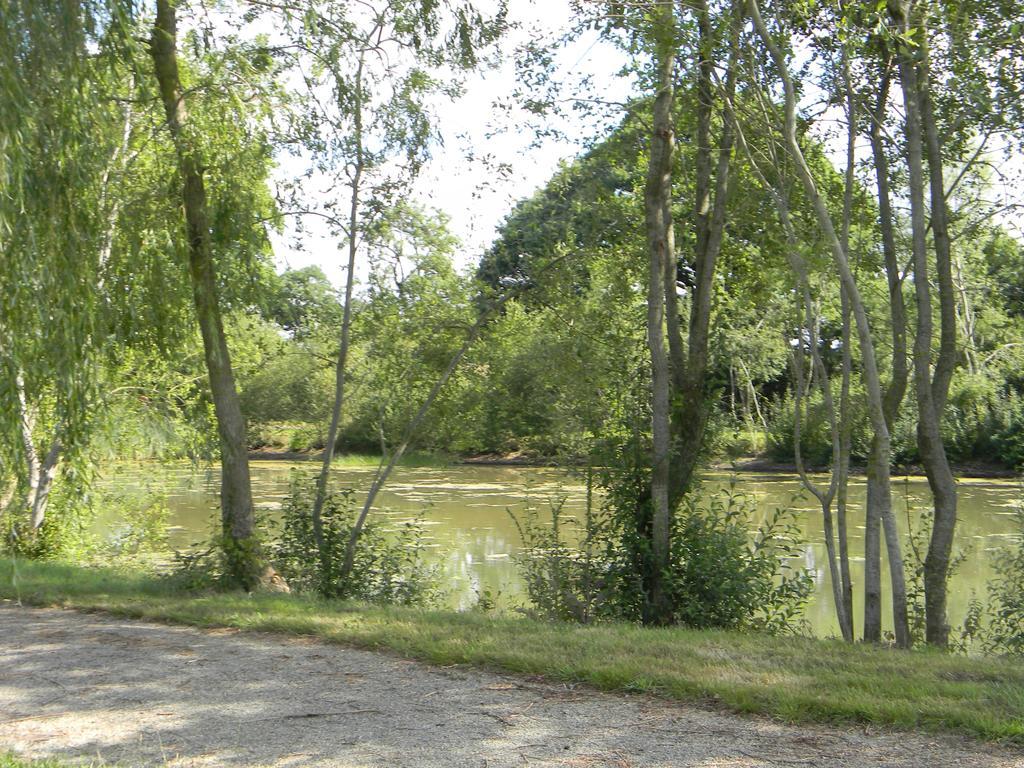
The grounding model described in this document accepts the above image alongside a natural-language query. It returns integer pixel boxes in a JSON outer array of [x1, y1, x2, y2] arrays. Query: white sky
[[267, 1, 634, 285]]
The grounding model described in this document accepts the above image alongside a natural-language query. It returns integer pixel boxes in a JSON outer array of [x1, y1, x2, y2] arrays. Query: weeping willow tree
[[0, 0, 129, 549], [1, 2, 283, 579]]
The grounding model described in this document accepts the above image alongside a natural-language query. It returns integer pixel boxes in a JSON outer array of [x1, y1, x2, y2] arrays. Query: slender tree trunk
[[789, 307, 852, 640], [750, 0, 909, 645], [917, 28, 958, 649], [864, 60, 909, 643], [667, 1, 738, 504], [729, 95, 853, 640], [643, 5, 675, 624], [339, 313, 488, 582], [311, 49, 367, 580], [891, 1, 958, 647], [151, 0, 263, 588], [836, 287, 855, 634], [837, 55, 857, 637]]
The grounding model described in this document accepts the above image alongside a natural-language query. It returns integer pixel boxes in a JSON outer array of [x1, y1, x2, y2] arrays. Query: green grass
[[325, 451, 452, 468], [2, 558, 1023, 744], [0, 755, 87, 768]]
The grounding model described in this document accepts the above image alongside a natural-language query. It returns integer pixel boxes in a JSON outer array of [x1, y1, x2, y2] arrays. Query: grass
[[325, 451, 452, 468], [0, 756, 86, 768], [2, 558, 1023, 745]]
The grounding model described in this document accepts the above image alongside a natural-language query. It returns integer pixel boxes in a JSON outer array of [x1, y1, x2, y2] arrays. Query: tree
[[251, 0, 505, 591], [0, 0, 127, 545], [150, 0, 268, 588], [749, 0, 911, 646]]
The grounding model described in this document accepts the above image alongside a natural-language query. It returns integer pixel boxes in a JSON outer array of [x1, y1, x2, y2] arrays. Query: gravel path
[[0, 604, 1020, 767]]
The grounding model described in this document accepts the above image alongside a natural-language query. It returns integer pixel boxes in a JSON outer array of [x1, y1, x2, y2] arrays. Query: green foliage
[[511, 450, 812, 633], [509, 487, 610, 623], [99, 490, 171, 564], [986, 506, 1024, 655], [943, 373, 1024, 470], [765, 389, 834, 466], [668, 490, 813, 634], [272, 475, 438, 605], [3, 477, 97, 561]]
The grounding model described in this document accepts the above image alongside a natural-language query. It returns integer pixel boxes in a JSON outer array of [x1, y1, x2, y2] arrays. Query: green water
[[94, 460, 1022, 637]]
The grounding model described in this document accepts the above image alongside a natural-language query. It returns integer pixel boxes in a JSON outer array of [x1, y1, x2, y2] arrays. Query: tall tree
[[888, 0, 958, 647], [256, 0, 505, 590], [150, 0, 264, 588], [641, 0, 676, 624], [749, 0, 911, 645]]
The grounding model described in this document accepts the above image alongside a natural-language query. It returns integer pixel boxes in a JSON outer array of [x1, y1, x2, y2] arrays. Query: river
[[94, 460, 1022, 638]]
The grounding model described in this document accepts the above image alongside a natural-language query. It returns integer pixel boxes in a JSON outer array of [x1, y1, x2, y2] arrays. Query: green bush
[[943, 374, 1024, 469], [509, 486, 610, 623], [987, 506, 1024, 655], [272, 474, 439, 605], [765, 390, 833, 467], [511, 455, 812, 633], [665, 488, 813, 632]]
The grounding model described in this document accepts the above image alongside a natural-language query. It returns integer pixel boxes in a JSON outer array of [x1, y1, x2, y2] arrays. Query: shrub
[[665, 487, 812, 632], [987, 505, 1024, 655], [944, 373, 1024, 469], [510, 459, 812, 633], [271, 474, 439, 605], [509, 489, 610, 623], [765, 390, 833, 467]]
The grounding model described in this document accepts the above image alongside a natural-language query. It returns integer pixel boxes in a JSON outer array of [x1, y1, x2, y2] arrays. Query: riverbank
[[1, 559, 1022, 744], [246, 447, 1022, 480]]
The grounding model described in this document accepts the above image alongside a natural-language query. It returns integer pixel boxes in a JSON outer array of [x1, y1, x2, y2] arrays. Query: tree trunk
[[750, 0, 909, 645], [642, 5, 675, 624], [917, 27, 959, 649], [339, 312, 488, 582], [151, 0, 263, 589], [667, 1, 738, 504], [311, 48, 367, 580], [864, 60, 911, 643], [728, 91, 853, 640], [891, 0, 958, 648]]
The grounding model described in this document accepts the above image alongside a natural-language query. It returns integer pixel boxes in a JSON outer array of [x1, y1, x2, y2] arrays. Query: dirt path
[[0, 605, 1020, 768]]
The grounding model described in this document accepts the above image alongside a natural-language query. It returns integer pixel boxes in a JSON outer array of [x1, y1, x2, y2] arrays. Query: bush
[[765, 390, 833, 467], [987, 505, 1024, 655], [510, 459, 812, 633], [272, 474, 439, 605], [944, 374, 1024, 469], [665, 488, 813, 632], [509, 487, 610, 623]]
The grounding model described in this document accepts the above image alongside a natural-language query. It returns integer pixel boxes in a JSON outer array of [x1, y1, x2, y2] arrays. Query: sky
[[266, 1, 634, 285]]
